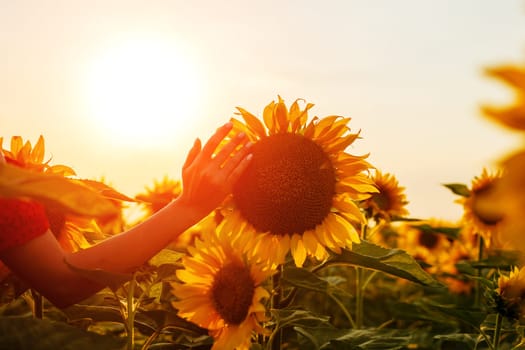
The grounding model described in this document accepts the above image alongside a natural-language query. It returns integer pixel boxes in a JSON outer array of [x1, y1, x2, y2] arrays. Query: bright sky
[[2, 0, 525, 221]]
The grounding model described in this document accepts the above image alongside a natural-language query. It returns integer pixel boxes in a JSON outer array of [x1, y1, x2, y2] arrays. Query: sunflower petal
[[263, 101, 276, 132], [235, 108, 267, 138], [290, 233, 307, 267], [275, 96, 290, 133], [302, 230, 319, 255], [230, 117, 258, 140], [32, 135, 46, 164]]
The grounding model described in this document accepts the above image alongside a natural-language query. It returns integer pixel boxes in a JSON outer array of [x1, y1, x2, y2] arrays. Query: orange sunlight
[[83, 37, 203, 148]]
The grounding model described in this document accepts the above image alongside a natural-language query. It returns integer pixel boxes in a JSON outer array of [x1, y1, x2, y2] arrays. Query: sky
[[2, 0, 525, 221]]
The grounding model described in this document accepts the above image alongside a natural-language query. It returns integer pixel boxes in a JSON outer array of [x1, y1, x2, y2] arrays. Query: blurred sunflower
[[396, 220, 474, 293], [360, 170, 409, 221], [396, 219, 457, 269], [221, 97, 377, 267], [135, 176, 182, 216], [457, 168, 504, 248], [481, 151, 525, 254], [481, 63, 525, 132], [1, 136, 123, 251], [134, 176, 206, 249], [1, 135, 75, 176], [171, 232, 274, 350], [495, 266, 525, 321], [439, 239, 476, 295]]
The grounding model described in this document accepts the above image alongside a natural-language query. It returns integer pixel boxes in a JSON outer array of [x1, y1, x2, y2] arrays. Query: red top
[[0, 197, 50, 253]]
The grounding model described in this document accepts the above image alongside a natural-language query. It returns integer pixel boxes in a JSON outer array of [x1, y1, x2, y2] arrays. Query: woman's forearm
[[66, 197, 202, 273]]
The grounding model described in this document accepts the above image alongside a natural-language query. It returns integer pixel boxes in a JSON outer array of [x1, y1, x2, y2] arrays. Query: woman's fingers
[[200, 122, 233, 160], [183, 138, 201, 170], [224, 146, 253, 184], [212, 132, 247, 166]]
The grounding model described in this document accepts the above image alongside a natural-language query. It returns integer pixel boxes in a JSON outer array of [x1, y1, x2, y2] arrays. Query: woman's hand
[[178, 122, 252, 218]]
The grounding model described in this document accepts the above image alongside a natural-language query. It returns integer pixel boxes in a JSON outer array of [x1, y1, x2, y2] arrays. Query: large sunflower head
[[171, 231, 274, 350], [222, 97, 377, 267], [360, 170, 409, 221], [457, 168, 504, 248]]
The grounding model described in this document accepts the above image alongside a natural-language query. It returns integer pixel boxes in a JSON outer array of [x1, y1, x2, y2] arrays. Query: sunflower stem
[[329, 292, 356, 329], [475, 234, 485, 308], [355, 223, 368, 329], [355, 267, 364, 329], [493, 312, 503, 350], [271, 265, 283, 350], [126, 272, 138, 350], [30, 289, 43, 319]]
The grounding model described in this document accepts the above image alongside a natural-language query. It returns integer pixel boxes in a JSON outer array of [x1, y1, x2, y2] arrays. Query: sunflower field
[[2, 57, 525, 350]]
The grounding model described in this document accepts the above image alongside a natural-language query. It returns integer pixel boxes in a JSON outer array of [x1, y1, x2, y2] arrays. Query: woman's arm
[[0, 123, 252, 308]]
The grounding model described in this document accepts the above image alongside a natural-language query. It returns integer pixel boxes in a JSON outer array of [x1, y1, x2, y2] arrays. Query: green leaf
[[443, 183, 471, 197], [0, 316, 124, 350], [327, 240, 443, 287], [427, 304, 487, 329], [149, 249, 184, 268], [273, 308, 333, 330], [140, 309, 206, 335], [320, 329, 411, 350], [281, 266, 352, 298], [0, 163, 119, 218], [466, 249, 521, 270], [411, 223, 461, 240], [433, 333, 478, 349]]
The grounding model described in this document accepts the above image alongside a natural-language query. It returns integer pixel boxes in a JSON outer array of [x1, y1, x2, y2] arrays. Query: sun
[[84, 37, 203, 147]]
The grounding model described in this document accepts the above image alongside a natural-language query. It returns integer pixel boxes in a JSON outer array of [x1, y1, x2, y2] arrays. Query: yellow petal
[[302, 230, 319, 255], [32, 135, 46, 164], [235, 107, 267, 138], [333, 196, 366, 223], [275, 96, 289, 133], [10, 136, 23, 155], [263, 100, 276, 133], [290, 233, 307, 267]]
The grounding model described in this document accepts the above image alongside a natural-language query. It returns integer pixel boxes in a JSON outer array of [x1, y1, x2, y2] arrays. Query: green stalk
[[271, 265, 283, 350], [126, 273, 137, 350], [355, 266, 364, 329], [329, 292, 356, 329], [30, 289, 43, 319], [493, 313, 502, 350], [355, 223, 368, 329], [475, 235, 485, 308]]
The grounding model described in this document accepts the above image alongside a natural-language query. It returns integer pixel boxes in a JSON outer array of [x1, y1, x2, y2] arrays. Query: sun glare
[[84, 38, 202, 147]]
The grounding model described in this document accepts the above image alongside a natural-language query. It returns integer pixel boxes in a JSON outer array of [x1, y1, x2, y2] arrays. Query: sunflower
[[171, 231, 274, 350], [360, 170, 409, 221], [396, 219, 473, 292], [220, 97, 377, 267], [396, 220, 454, 262], [457, 168, 504, 248], [1, 135, 75, 176], [135, 176, 182, 216], [439, 238, 476, 295], [495, 266, 525, 320], [134, 176, 207, 249], [1, 136, 121, 251], [481, 63, 525, 132]]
